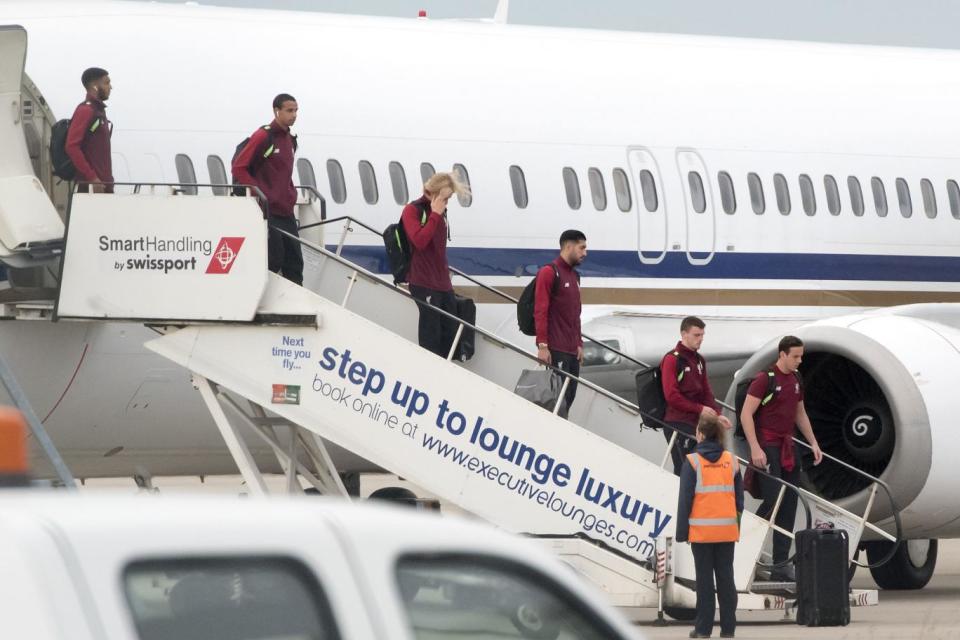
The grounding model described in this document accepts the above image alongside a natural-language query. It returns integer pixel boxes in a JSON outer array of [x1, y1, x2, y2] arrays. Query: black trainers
[[688, 632, 710, 639], [720, 633, 735, 638]]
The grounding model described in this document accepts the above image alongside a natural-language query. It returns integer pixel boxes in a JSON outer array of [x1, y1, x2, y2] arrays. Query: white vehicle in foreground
[[0, 493, 642, 640]]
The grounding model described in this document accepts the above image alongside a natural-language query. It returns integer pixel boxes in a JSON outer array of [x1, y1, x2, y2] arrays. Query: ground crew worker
[[534, 229, 587, 418], [740, 335, 823, 581], [232, 93, 302, 284], [676, 413, 742, 639], [661, 316, 731, 475], [65, 67, 113, 193], [403, 171, 470, 358]]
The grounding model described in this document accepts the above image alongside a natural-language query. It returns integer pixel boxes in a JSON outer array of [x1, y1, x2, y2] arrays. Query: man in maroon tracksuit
[[741, 335, 823, 580], [403, 171, 467, 358], [232, 94, 302, 285], [65, 67, 113, 193], [661, 316, 732, 475], [534, 230, 587, 419]]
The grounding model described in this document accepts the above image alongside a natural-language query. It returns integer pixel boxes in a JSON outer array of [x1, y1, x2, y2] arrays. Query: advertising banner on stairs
[[56, 193, 268, 322]]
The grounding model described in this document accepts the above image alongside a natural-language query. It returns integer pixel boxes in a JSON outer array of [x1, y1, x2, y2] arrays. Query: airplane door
[[0, 25, 64, 263], [675, 149, 715, 264], [627, 148, 667, 264]]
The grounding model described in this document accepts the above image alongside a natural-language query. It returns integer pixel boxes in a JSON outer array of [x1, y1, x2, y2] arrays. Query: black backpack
[[230, 125, 298, 196], [382, 201, 428, 284], [734, 368, 804, 437], [516, 264, 579, 336], [635, 351, 687, 427], [50, 107, 100, 181]]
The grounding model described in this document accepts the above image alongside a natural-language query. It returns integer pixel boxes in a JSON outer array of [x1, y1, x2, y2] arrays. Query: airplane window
[[747, 172, 765, 214], [948, 180, 960, 219], [297, 158, 317, 189], [453, 164, 473, 207], [419, 162, 435, 185], [717, 171, 736, 214], [921, 178, 937, 219], [206, 155, 228, 196], [640, 170, 659, 212], [562, 167, 581, 210], [359, 160, 379, 205], [799, 174, 816, 216], [824, 175, 841, 215], [124, 557, 340, 640], [389, 161, 408, 205], [510, 165, 528, 209], [174, 154, 198, 195], [848, 176, 865, 216], [612, 168, 632, 212], [896, 178, 912, 218], [688, 171, 706, 213], [871, 177, 888, 217], [588, 168, 607, 211], [326, 159, 347, 204], [773, 173, 791, 215]]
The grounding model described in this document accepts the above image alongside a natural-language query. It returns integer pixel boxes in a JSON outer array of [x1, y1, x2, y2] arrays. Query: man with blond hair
[[403, 171, 469, 357]]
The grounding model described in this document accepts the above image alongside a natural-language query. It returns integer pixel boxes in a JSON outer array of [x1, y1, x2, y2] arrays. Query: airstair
[[48, 187, 899, 621]]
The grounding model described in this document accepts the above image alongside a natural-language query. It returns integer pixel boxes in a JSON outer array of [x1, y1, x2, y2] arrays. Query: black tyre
[[664, 607, 697, 621], [866, 539, 937, 590], [509, 602, 561, 640], [368, 486, 418, 507]]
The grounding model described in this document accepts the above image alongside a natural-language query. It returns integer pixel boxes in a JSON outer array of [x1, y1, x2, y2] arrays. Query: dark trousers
[[267, 215, 303, 285], [691, 542, 737, 637], [550, 349, 580, 419], [755, 443, 800, 565], [410, 285, 458, 358], [664, 421, 696, 476]]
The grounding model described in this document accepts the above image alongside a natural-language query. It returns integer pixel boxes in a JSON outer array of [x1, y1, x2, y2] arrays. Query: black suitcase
[[453, 295, 476, 361], [795, 528, 850, 627]]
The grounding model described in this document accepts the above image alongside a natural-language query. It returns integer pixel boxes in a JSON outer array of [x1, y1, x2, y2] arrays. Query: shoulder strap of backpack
[[258, 125, 275, 159], [411, 200, 429, 226], [78, 102, 101, 137], [672, 351, 686, 382], [550, 263, 561, 296], [760, 369, 777, 406]]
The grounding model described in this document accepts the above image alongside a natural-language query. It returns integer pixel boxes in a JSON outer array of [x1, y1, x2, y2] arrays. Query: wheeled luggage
[[453, 295, 476, 361], [795, 528, 850, 627]]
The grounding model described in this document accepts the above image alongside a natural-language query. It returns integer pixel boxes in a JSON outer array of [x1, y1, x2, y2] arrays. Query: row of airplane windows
[[173, 153, 632, 212], [691, 170, 960, 220], [173, 153, 960, 220]]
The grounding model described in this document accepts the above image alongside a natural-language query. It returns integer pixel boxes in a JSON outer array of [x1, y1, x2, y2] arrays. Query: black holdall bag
[[795, 528, 851, 627], [453, 295, 476, 361]]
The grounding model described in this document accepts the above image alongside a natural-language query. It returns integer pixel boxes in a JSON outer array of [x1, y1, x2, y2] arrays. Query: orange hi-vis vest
[[687, 450, 739, 543]]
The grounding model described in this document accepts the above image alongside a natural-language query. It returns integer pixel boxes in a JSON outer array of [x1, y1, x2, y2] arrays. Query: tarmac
[[635, 539, 960, 640]]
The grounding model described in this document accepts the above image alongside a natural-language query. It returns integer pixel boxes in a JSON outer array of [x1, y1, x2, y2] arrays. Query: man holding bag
[[533, 230, 586, 418]]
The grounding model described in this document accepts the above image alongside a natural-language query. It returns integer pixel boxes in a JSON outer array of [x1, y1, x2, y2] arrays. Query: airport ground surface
[[636, 539, 960, 639]]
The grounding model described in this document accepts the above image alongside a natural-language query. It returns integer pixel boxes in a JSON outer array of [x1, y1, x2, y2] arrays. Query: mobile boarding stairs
[[49, 186, 898, 621]]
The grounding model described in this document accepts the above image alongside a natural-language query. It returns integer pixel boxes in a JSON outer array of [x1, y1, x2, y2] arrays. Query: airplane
[[1, 0, 959, 590]]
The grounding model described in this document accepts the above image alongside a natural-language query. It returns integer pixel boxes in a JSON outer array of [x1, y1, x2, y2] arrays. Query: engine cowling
[[725, 304, 960, 536]]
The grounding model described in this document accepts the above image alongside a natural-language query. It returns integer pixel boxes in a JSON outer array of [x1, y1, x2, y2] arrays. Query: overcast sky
[[141, 0, 960, 49]]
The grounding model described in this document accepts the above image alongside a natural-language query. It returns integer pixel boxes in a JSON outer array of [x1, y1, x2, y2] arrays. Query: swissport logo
[[205, 237, 245, 274]]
